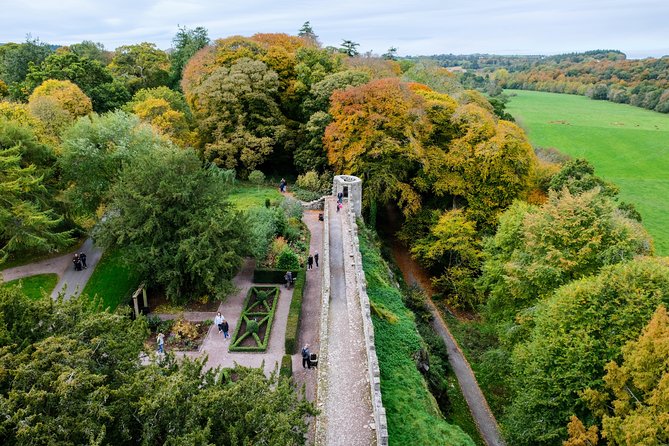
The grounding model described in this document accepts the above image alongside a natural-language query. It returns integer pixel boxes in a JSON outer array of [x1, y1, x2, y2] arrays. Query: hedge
[[253, 268, 291, 283], [280, 354, 293, 378], [284, 269, 306, 354], [229, 286, 279, 352]]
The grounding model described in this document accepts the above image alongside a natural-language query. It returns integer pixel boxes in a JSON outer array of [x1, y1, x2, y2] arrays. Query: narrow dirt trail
[[380, 205, 506, 446], [322, 199, 376, 446]]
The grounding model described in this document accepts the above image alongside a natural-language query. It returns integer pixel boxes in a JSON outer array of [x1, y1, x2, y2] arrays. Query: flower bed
[[230, 286, 280, 352], [147, 317, 211, 352]]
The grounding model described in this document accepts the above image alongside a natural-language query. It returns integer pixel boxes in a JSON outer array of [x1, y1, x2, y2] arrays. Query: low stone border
[[314, 197, 332, 445], [301, 196, 325, 211], [344, 203, 389, 445]]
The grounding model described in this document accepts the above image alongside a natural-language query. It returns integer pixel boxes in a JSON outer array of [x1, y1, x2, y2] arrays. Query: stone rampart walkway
[[320, 199, 376, 446]]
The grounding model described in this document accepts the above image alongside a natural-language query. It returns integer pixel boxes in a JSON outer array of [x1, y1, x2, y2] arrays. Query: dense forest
[[418, 49, 669, 113], [2, 23, 669, 445]]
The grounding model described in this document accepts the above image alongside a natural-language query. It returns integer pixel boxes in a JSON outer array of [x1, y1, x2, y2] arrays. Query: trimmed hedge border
[[252, 268, 288, 283], [229, 286, 279, 352], [280, 354, 293, 378], [284, 269, 306, 354]]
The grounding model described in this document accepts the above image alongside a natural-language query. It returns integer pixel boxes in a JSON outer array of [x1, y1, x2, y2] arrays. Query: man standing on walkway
[[80, 252, 87, 269], [301, 344, 311, 369], [307, 255, 313, 270], [314, 251, 319, 268]]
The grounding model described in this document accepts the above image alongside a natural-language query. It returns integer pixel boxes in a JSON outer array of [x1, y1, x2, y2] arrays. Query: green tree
[[411, 209, 482, 308], [109, 43, 170, 94], [192, 58, 286, 173], [339, 40, 360, 57], [69, 40, 109, 64], [0, 37, 53, 99], [504, 257, 669, 446], [59, 111, 169, 217], [298, 21, 319, 43], [0, 138, 72, 263], [94, 146, 247, 302], [382, 47, 398, 61], [0, 287, 315, 445], [23, 51, 116, 111], [581, 304, 669, 445], [169, 26, 210, 89], [481, 189, 652, 331]]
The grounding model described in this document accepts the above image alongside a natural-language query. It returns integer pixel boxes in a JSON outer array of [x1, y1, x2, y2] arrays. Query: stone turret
[[332, 175, 362, 217]]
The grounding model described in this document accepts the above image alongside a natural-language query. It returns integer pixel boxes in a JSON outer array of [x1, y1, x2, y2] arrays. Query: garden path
[[176, 259, 291, 376], [0, 238, 103, 300], [321, 199, 376, 446]]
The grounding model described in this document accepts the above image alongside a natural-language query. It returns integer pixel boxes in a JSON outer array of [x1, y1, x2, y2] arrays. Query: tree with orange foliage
[[324, 78, 428, 216]]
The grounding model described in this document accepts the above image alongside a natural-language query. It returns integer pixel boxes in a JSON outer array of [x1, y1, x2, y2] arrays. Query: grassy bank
[[82, 249, 141, 310], [1, 273, 58, 300], [505, 89, 669, 254], [226, 183, 284, 210], [358, 225, 475, 446]]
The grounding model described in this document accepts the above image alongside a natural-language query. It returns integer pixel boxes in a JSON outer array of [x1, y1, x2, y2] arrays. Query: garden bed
[[230, 286, 280, 352], [147, 317, 211, 352]]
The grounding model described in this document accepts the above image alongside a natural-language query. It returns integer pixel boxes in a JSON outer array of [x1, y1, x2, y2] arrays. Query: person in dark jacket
[[301, 344, 311, 369], [80, 252, 87, 269], [314, 251, 319, 268], [307, 255, 313, 270]]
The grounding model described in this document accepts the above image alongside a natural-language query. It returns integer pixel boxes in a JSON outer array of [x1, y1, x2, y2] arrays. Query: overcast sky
[[1, 0, 667, 58]]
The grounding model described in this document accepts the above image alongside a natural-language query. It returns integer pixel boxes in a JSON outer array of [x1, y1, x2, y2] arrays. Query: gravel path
[[0, 238, 103, 300], [322, 199, 376, 446]]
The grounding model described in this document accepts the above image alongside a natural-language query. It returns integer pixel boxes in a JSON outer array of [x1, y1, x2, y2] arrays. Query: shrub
[[248, 170, 265, 185], [293, 187, 322, 202], [285, 270, 306, 354], [253, 268, 290, 283], [295, 171, 320, 191], [247, 319, 259, 335], [146, 314, 162, 331], [280, 197, 303, 219], [280, 354, 293, 378], [276, 246, 300, 270], [172, 318, 199, 341]]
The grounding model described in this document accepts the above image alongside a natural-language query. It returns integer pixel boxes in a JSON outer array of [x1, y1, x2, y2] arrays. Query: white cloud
[[0, 0, 667, 57]]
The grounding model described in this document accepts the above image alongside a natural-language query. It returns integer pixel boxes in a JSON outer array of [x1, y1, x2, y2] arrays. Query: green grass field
[[82, 249, 141, 311], [226, 182, 284, 210], [1, 273, 59, 300], [505, 89, 669, 255]]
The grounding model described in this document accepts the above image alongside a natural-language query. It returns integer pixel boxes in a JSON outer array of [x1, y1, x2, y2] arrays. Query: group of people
[[279, 178, 287, 193], [214, 312, 230, 338], [72, 252, 87, 271], [336, 191, 344, 212], [307, 252, 319, 270]]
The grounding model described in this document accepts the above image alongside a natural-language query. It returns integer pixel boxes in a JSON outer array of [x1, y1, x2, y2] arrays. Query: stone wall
[[300, 196, 325, 211], [314, 197, 331, 444], [342, 202, 389, 445], [332, 175, 363, 217]]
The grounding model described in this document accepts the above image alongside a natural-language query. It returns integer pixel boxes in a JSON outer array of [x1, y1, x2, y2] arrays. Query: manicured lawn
[[1, 273, 59, 300], [226, 183, 284, 211], [82, 249, 141, 311], [506, 89, 669, 255]]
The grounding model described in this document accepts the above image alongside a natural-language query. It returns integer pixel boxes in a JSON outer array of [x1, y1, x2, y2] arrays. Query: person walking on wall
[[215, 312, 224, 333], [307, 255, 313, 270], [314, 251, 319, 268], [301, 344, 311, 369]]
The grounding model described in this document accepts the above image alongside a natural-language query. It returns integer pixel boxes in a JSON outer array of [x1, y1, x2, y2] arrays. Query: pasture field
[[505, 89, 669, 255]]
